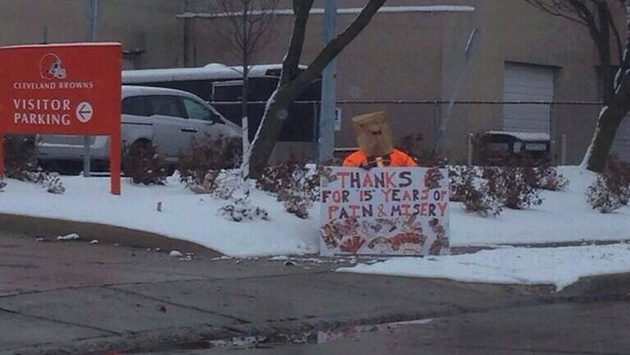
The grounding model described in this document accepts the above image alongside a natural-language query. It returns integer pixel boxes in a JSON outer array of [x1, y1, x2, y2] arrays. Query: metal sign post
[[435, 28, 480, 155], [82, 0, 99, 177]]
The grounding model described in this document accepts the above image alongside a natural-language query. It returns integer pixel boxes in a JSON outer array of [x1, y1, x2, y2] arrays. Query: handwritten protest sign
[[319, 167, 449, 256]]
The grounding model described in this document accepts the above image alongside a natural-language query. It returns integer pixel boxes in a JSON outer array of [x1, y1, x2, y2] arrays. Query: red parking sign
[[0, 43, 122, 194]]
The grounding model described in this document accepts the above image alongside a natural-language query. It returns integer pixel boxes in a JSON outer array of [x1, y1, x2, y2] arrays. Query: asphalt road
[[193, 300, 630, 355], [0, 222, 628, 355]]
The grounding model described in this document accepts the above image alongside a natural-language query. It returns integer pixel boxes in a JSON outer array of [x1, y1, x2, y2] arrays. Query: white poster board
[[319, 167, 449, 256]]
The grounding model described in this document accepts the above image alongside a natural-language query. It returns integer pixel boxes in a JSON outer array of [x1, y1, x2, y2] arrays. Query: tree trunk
[[587, 65, 630, 171], [248, 0, 388, 178], [523, 0, 630, 172], [586, 105, 625, 171], [584, 1, 630, 171], [249, 87, 293, 177]]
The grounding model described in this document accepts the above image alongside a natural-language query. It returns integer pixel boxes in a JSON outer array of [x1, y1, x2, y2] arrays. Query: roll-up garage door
[[503, 63, 555, 134]]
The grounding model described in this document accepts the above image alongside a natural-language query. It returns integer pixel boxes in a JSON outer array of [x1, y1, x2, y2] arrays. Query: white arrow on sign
[[76, 101, 93, 123]]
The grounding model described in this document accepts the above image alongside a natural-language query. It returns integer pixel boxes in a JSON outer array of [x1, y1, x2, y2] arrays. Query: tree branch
[[524, 0, 590, 26], [279, 0, 315, 87], [212, 0, 279, 64], [288, 0, 388, 98]]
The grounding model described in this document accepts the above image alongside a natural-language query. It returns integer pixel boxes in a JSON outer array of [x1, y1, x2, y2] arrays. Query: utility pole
[[83, 0, 99, 177], [318, 0, 337, 162]]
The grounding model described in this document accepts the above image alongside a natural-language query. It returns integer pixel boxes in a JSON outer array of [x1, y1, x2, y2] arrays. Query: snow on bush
[[7, 168, 66, 194], [122, 141, 168, 185], [536, 165, 570, 191], [256, 161, 320, 219], [185, 169, 240, 199], [25, 169, 48, 184], [486, 165, 543, 210], [211, 170, 241, 200], [178, 136, 241, 194], [44, 175, 65, 194], [448, 160, 566, 215], [278, 188, 312, 219], [0, 179, 6, 191], [219, 198, 269, 222], [586, 155, 630, 213], [449, 165, 502, 217]]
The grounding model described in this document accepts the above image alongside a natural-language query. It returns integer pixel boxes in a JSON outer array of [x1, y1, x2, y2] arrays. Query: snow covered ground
[[451, 167, 630, 246], [0, 165, 628, 290], [338, 243, 630, 291]]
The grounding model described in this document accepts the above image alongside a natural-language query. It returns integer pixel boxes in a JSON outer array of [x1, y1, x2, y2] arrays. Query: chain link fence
[[210, 99, 603, 166], [335, 100, 602, 166]]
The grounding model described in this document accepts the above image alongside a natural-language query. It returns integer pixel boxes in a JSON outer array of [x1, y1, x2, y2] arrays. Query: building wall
[[0, 0, 189, 69], [499, 0, 599, 164], [0, 0, 608, 165], [185, 0, 603, 164], [189, 3, 471, 157]]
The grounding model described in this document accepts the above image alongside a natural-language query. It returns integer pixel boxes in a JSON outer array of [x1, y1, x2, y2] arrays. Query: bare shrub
[[256, 155, 320, 219], [177, 135, 242, 193], [586, 155, 630, 212], [448, 165, 502, 217], [537, 165, 570, 191], [186, 169, 240, 200], [525, 158, 570, 192], [122, 141, 168, 185], [219, 198, 269, 222], [483, 163, 543, 210], [4, 135, 38, 181], [396, 134, 446, 167], [449, 165, 474, 202], [450, 161, 543, 215]]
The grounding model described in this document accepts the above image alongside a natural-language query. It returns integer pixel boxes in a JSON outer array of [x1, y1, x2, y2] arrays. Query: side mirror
[[207, 114, 222, 124]]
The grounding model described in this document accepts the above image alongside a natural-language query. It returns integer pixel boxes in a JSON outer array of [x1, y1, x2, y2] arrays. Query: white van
[[36, 86, 241, 174]]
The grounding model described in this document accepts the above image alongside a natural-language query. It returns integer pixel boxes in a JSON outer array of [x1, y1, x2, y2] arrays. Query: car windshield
[[182, 96, 219, 123]]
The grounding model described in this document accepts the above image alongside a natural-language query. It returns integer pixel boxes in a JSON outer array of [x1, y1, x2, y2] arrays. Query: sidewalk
[[0, 217, 629, 354]]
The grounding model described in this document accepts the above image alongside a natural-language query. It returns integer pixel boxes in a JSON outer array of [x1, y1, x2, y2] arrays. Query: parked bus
[[122, 63, 321, 152]]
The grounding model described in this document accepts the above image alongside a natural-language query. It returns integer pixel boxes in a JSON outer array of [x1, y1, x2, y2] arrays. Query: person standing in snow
[[342, 111, 417, 168]]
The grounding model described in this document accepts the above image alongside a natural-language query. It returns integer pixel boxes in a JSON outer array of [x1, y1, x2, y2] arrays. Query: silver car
[[36, 86, 241, 174]]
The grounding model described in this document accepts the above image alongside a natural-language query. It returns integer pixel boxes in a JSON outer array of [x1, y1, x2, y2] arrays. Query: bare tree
[[525, 0, 630, 172], [210, 0, 280, 195], [248, 0, 389, 178]]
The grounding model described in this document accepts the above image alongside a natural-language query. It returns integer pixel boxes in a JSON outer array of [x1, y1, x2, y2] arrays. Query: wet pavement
[[0, 225, 628, 354], [143, 301, 630, 355]]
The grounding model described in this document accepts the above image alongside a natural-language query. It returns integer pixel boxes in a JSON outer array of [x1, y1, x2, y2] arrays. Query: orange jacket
[[343, 149, 417, 168]]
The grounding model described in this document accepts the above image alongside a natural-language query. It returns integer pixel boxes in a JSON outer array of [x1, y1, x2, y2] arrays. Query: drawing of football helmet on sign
[[40, 53, 67, 80]]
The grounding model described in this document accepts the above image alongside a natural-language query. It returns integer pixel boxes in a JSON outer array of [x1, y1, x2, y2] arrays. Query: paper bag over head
[[351, 111, 394, 157]]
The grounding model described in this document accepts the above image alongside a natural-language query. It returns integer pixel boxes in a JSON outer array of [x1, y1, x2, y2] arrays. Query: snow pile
[[338, 243, 630, 291]]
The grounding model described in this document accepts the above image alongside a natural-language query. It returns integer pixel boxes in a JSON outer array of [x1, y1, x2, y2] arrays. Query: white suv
[[36, 86, 241, 174]]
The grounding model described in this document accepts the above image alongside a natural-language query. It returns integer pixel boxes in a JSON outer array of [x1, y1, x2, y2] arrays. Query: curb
[[0, 213, 221, 257], [452, 239, 630, 254], [554, 272, 630, 301]]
